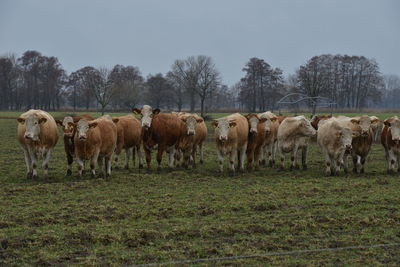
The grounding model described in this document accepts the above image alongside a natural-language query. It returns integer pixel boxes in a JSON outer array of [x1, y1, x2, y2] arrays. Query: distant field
[[1, 111, 400, 265]]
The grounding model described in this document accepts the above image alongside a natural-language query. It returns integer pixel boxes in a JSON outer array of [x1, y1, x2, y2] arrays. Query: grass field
[[1, 111, 400, 266]]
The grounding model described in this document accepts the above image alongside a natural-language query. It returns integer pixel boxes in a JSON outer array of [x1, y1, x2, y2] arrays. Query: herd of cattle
[[15, 105, 400, 179]]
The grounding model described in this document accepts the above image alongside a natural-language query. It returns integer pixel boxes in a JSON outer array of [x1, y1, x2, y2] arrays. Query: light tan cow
[[17, 109, 58, 179], [211, 113, 248, 174], [258, 111, 279, 167], [370, 115, 383, 142], [176, 113, 207, 168], [73, 117, 117, 178], [112, 115, 143, 169], [277, 116, 316, 170], [317, 118, 353, 175]]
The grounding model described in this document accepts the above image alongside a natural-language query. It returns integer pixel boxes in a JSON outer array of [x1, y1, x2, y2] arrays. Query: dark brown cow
[[381, 116, 400, 173], [56, 114, 94, 176], [245, 114, 268, 170], [133, 105, 182, 172]]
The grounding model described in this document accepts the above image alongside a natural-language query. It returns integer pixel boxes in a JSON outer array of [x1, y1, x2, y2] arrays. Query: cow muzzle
[[250, 129, 258, 134], [345, 144, 352, 151], [393, 138, 400, 144], [362, 131, 369, 137], [24, 133, 38, 141], [79, 135, 87, 141], [187, 130, 195, 136], [219, 136, 228, 142]]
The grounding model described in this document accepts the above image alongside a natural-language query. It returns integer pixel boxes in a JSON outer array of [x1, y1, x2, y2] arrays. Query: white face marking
[[24, 114, 42, 141], [390, 119, 400, 142], [185, 116, 197, 135], [248, 116, 259, 133], [76, 120, 90, 141], [140, 105, 154, 128], [215, 118, 231, 141], [358, 116, 371, 136], [340, 127, 353, 149]]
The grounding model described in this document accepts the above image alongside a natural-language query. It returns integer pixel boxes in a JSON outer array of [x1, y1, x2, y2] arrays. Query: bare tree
[[91, 67, 115, 115]]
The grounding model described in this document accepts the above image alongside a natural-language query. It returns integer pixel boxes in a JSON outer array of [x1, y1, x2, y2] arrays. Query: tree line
[[0, 50, 399, 115]]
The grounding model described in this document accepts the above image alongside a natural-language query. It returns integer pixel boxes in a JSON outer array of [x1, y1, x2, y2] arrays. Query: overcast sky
[[0, 0, 399, 85]]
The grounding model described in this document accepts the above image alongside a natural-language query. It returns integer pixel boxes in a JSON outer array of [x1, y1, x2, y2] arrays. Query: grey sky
[[0, 0, 399, 85]]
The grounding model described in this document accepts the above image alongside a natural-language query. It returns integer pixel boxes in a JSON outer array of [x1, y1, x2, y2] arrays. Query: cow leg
[[301, 146, 308, 170], [290, 145, 299, 170], [124, 147, 130, 170], [132, 146, 136, 166], [90, 151, 99, 178], [217, 149, 224, 173], [360, 156, 366, 174], [66, 152, 73, 176], [136, 145, 143, 169], [166, 145, 176, 169], [239, 143, 247, 172], [352, 155, 358, 173], [42, 148, 52, 178], [343, 152, 349, 174], [156, 145, 165, 172], [191, 145, 197, 168], [199, 142, 204, 164], [271, 141, 277, 167], [229, 150, 236, 175], [76, 157, 84, 177], [254, 147, 261, 170], [266, 144, 273, 167], [182, 149, 190, 169], [356, 155, 362, 173], [246, 148, 253, 171], [144, 146, 151, 171], [29, 148, 39, 179], [279, 146, 285, 170], [22, 147, 33, 179], [105, 155, 112, 178], [323, 151, 331, 176], [387, 149, 395, 174], [97, 156, 105, 177]]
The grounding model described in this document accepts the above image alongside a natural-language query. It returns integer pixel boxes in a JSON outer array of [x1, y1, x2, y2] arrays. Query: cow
[[277, 116, 316, 170], [175, 113, 207, 168], [245, 113, 268, 170], [17, 109, 58, 179], [55, 114, 94, 176], [258, 111, 279, 167], [310, 114, 333, 130], [211, 113, 248, 174], [370, 115, 383, 142], [317, 118, 353, 175], [112, 115, 143, 169], [72, 117, 117, 178], [381, 116, 400, 173], [349, 115, 380, 173], [133, 105, 182, 172]]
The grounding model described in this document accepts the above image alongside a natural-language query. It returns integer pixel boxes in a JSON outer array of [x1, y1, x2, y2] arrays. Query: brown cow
[[381, 116, 400, 173], [258, 111, 279, 167], [17, 109, 58, 179], [310, 114, 333, 130], [349, 116, 379, 173], [245, 113, 268, 170], [56, 114, 94, 176], [133, 105, 182, 172], [175, 113, 207, 168], [72, 117, 117, 178], [112, 115, 143, 169], [212, 113, 248, 174]]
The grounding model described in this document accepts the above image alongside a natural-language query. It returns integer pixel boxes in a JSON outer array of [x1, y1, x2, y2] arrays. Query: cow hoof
[[32, 174, 38, 179], [269, 161, 273, 167], [303, 165, 308, 170], [200, 160, 204, 164], [66, 169, 72, 176], [124, 165, 129, 170], [91, 173, 96, 179], [139, 164, 143, 169], [157, 167, 161, 174], [360, 169, 365, 174], [146, 169, 151, 174], [26, 172, 33, 179], [353, 168, 357, 174]]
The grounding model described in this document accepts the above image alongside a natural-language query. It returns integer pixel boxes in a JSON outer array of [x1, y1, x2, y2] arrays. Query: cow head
[[245, 114, 267, 134], [17, 114, 47, 141], [297, 116, 317, 137], [384, 116, 400, 144], [338, 127, 353, 151], [132, 105, 160, 129], [56, 116, 75, 138], [211, 118, 236, 142], [311, 115, 332, 130], [75, 119, 97, 142], [181, 115, 203, 136], [259, 114, 277, 134], [354, 115, 374, 137]]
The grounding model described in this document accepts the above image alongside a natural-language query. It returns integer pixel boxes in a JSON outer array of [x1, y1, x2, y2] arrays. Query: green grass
[[1, 111, 400, 266]]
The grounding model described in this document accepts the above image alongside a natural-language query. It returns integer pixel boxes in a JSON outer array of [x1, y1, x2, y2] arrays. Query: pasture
[[1, 111, 400, 266]]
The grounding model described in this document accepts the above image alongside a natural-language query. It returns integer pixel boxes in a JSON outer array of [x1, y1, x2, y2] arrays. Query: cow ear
[[371, 118, 379, 124], [229, 121, 237, 128], [132, 108, 141, 114], [153, 108, 160, 115], [351, 119, 360, 125], [89, 122, 98, 128], [245, 114, 251, 119], [55, 120, 63, 126], [180, 117, 187, 123], [17, 117, 25, 124], [259, 117, 268, 123], [112, 118, 119, 124], [384, 118, 392, 126], [211, 120, 218, 128], [39, 118, 47, 124], [196, 118, 204, 123], [270, 117, 277, 122]]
